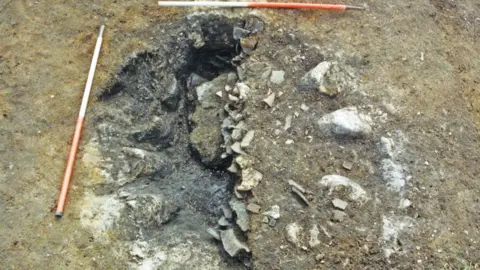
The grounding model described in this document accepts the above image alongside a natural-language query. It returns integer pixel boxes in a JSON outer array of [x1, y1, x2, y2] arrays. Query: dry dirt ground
[[1, 0, 480, 269]]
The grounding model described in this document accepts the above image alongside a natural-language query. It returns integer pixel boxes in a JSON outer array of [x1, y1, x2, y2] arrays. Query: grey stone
[[207, 228, 221, 240], [342, 161, 353, 170], [247, 203, 262, 213], [270, 70, 285, 84], [229, 198, 249, 231], [317, 107, 373, 138], [332, 198, 348, 210], [233, 27, 250, 40], [263, 93, 275, 107], [268, 218, 276, 227], [187, 73, 208, 91], [195, 74, 227, 109], [332, 210, 347, 222], [190, 106, 224, 167], [218, 216, 230, 227], [240, 130, 255, 148], [222, 205, 233, 220], [263, 205, 280, 219], [297, 61, 332, 92], [286, 222, 301, 246], [309, 225, 321, 248], [238, 167, 262, 191], [283, 115, 292, 131], [220, 229, 250, 257], [126, 194, 179, 228], [319, 175, 369, 202]]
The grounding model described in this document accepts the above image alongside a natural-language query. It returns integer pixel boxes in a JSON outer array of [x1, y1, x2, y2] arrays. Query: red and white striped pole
[[158, 1, 365, 10], [56, 25, 105, 217]]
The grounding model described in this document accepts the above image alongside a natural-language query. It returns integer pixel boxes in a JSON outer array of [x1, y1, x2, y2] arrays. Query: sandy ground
[[1, 0, 480, 269]]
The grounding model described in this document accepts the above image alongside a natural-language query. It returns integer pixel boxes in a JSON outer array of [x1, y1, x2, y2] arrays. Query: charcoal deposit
[[91, 14, 263, 269]]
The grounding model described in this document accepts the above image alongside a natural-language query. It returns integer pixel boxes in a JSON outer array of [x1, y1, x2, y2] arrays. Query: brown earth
[[1, 0, 480, 269]]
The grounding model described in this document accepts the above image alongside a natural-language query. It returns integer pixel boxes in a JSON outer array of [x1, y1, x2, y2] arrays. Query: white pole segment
[[158, 1, 249, 7], [79, 25, 105, 117]]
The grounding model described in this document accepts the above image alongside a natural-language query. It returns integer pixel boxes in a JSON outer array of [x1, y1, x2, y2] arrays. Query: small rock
[[284, 115, 292, 131], [399, 198, 412, 209], [332, 210, 347, 222], [262, 216, 269, 223], [263, 93, 275, 107], [235, 155, 253, 169], [332, 198, 348, 210], [240, 36, 258, 54], [237, 66, 246, 81], [288, 179, 306, 193], [238, 168, 263, 191], [231, 129, 244, 142], [292, 187, 309, 206], [247, 203, 262, 213], [233, 27, 250, 40], [207, 228, 221, 240], [222, 205, 233, 219], [218, 216, 230, 227], [296, 61, 332, 93], [285, 139, 294, 145], [229, 198, 249, 231], [227, 162, 239, 173], [263, 205, 280, 219], [221, 229, 250, 257], [286, 223, 302, 246], [240, 130, 255, 148], [273, 129, 282, 136], [231, 142, 246, 154], [317, 107, 373, 138], [319, 175, 369, 202], [216, 91, 223, 98], [380, 137, 395, 158], [300, 103, 310, 111], [342, 161, 353, 170], [268, 218, 277, 227], [236, 83, 250, 100], [270, 70, 285, 84], [228, 94, 239, 102], [309, 225, 321, 248]]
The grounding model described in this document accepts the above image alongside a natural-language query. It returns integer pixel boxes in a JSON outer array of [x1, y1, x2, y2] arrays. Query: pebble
[[227, 162, 239, 174], [300, 103, 310, 111], [319, 175, 369, 202], [233, 27, 251, 40], [283, 115, 292, 131], [231, 142, 246, 154], [342, 161, 353, 170], [268, 218, 277, 227], [270, 70, 285, 85], [288, 179, 306, 193], [222, 205, 233, 220], [218, 216, 230, 227], [240, 130, 255, 148], [296, 61, 332, 93], [263, 93, 276, 107], [292, 186, 309, 206], [262, 216, 269, 223], [399, 198, 412, 209], [238, 168, 262, 191], [332, 198, 348, 210], [286, 223, 301, 246], [247, 203, 262, 213], [228, 94, 239, 102], [332, 210, 347, 222], [309, 225, 321, 248], [285, 139, 294, 145], [235, 155, 253, 169], [317, 107, 373, 138], [207, 228, 221, 240], [229, 198, 249, 231], [263, 205, 280, 219], [221, 229, 250, 257]]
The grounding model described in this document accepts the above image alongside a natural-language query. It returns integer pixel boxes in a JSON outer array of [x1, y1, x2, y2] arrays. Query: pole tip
[[55, 212, 63, 218], [345, 5, 366, 10], [99, 25, 105, 38]]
